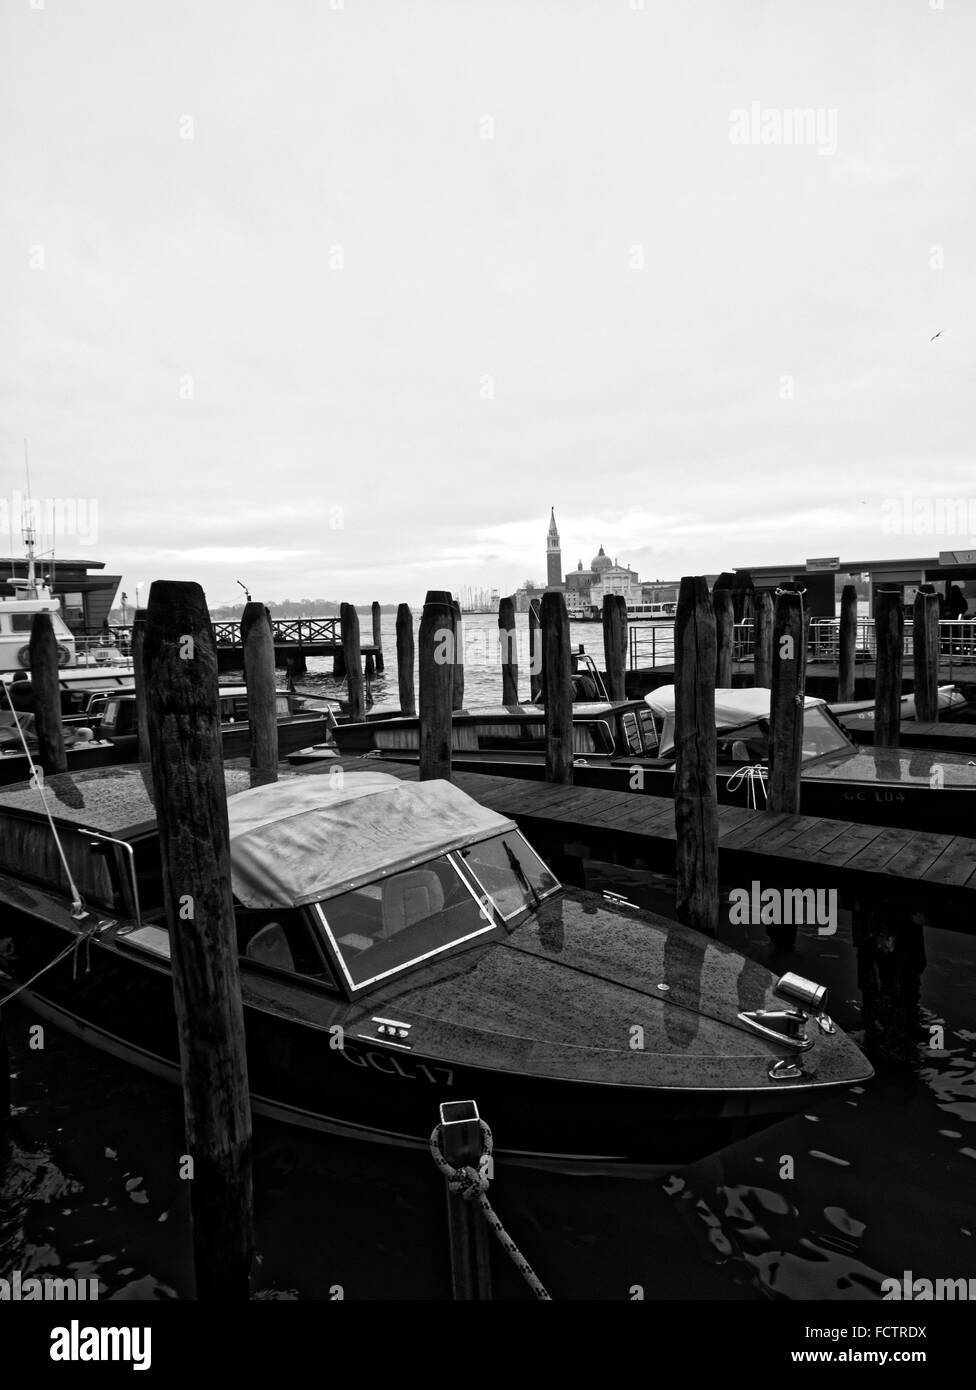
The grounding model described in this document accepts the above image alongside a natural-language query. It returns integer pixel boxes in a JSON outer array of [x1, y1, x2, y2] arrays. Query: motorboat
[[325, 685, 976, 832], [0, 765, 871, 1167]]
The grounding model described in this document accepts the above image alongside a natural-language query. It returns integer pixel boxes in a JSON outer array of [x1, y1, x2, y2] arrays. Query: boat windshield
[[717, 706, 852, 764], [316, 834, 560, 990]]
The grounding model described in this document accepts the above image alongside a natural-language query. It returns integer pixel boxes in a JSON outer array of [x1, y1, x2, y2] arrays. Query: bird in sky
[[930, 331, 942, 341]]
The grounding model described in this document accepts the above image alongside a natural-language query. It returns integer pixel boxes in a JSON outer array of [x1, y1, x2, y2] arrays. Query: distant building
[[0, 556, 121, 633], [516, 513, 655, 614], [546, 509, 563, 590]]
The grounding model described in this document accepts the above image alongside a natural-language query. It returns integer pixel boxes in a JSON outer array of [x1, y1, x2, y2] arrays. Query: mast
[[22, 439, 37, 594]]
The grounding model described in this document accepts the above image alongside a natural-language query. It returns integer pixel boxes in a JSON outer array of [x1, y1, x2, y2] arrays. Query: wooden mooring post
[[340, 602, 365, 723], [541, 591, 573, 784], [371, 601, 384, 673], [673, 577, 718, 936], [713, 588, 733, 689], [528, 599, 542, 702], [602, 594, 627, 701], [754, 591, 773, 688], [143, 580, 253, 1301], [451, 598, 465, 711], [768, 588, 806, 815], [874, 588, 904, 749], [396, 603, 416, 717], [438, 1100, 492, 1300], [838, 583, 858, 702], [498, 596, 519, 705], [419, 590, 455, 781], [29, 613, 67, 776], [131, 607, 151, 764], [913, 587, 940, 724], [241, 601, 279, 787]]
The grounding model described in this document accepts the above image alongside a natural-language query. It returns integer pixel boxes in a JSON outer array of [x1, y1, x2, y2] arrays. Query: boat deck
[[835, 714, 976, 753], [319, 756, 976, 929]]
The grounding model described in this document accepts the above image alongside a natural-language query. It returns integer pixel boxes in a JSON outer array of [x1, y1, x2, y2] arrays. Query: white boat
[[627, 600, 677, 622], [0, 533, 132, 680]]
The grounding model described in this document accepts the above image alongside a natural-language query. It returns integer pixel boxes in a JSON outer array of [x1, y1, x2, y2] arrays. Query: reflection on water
[[4, 900, 975, 1300]]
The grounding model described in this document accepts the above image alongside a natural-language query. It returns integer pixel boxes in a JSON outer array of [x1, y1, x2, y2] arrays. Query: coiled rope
[[0, 678, 86, 918], [429, 1120, 551, 1300]]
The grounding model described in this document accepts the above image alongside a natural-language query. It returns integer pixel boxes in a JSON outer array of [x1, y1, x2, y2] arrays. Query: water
[[3, 608, 975, 1299]]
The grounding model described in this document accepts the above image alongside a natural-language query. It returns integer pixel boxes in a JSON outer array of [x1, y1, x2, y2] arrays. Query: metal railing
[[629, 617, 976, 678], [211, 616, 339, 647]]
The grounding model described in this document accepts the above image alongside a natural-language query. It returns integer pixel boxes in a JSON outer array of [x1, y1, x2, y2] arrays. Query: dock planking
[[324, 755, 976, 928]]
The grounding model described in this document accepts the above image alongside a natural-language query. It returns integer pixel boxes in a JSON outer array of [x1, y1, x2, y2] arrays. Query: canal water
[[2, 612, 974, 1299]]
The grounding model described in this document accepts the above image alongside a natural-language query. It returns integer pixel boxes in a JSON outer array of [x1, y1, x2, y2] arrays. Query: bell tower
[[546, 508, 562, 589]]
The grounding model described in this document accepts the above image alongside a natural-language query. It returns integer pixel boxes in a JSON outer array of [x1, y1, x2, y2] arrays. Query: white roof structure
[[227, 770, 514, 909], [643, 685, 826, 756]]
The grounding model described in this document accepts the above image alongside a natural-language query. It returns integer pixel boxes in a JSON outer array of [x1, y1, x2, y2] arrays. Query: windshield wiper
[[504, 841, 541, 909]]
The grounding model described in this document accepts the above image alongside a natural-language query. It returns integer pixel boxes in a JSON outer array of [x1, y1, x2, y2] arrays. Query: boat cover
[[643, 685, 826, 757], [227, 770, 515, 908]]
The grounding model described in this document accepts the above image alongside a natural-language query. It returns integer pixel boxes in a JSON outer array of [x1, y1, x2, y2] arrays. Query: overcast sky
[[2, 0, 974, 608]]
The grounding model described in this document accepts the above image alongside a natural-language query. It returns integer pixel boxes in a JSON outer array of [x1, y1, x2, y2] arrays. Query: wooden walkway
[[324, 756, 976, 928]]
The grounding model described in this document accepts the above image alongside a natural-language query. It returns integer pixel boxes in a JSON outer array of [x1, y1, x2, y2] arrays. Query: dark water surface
[[2, 612, 974, 1299], [3, 906, 974, 1301]]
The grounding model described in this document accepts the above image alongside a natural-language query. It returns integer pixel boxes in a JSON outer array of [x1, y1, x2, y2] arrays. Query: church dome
[[590, 546, 612, 572]]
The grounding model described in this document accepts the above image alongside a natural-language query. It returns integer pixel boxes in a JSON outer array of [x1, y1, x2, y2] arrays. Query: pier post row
[[541, 590, 573, 784], [396, 602, 416, 717], [28, 612, 67, 776], [498, 595, 519, 705], [713, 588, 734, 690], [837, 583, 858, 703], [340, 602, 365, 723], [528, 598, 542, 702], [419, 589, 455, 781], [371, 601, 384, 673], [131, 606, 151, 764], [602, 593, 627, 701], [767, 587, 806, 815], [143, 580, 254, 1301], [913, 586, 940, 724], [673, 577, 719, 935], [753, 590, 774, 688], [240, 600, 279, 787], [874, 588, 904, 749]]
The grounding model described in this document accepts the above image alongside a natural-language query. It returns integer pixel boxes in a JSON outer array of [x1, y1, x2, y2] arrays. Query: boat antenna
[[21, 440, 38, 594], [237, 578, 252, 602]]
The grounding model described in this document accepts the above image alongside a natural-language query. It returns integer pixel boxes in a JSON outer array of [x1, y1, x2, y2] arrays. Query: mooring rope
[[0, 921, 102, 1009], [0, 678, 86, 918], [429, 1121, 552, 1301], [726, 763, 768, 808]]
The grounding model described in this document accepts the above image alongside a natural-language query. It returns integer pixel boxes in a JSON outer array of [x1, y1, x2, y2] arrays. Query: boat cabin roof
[[227, 771, 514, 907], [644, 684, 826, 726]]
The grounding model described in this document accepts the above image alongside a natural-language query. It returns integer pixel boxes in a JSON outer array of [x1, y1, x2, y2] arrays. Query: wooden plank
[[883, 831, 962, 882], [927, 838, 976, 886], [718, 811, 796, 851], [843, 826, 919, 872], [806, 819, 881, 866]]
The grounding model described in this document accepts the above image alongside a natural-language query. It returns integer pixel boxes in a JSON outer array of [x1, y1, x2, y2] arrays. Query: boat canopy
[[644, 685, 827, 757], [227, 771, 515, 909]]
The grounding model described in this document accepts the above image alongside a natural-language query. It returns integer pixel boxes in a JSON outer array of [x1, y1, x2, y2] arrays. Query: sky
[[2, 0, 975, 610]]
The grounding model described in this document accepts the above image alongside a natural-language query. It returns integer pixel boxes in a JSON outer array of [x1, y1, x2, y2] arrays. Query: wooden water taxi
[[0, 766, 871, 1167]]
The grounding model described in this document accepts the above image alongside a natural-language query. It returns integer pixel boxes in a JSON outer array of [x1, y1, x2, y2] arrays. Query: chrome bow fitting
[[738, 971, 834, 1051]]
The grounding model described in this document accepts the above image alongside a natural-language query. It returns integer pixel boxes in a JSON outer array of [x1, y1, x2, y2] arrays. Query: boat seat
[[245, 921, 296, 972], [381, 870, 444, 938]]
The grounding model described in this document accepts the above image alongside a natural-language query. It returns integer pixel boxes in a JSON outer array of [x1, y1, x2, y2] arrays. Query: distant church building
[[515, 511, 649, 614], [546, 508, 564, 591]]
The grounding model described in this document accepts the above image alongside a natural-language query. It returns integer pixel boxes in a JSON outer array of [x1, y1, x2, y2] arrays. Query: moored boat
[[0, 765, 871, 1167]]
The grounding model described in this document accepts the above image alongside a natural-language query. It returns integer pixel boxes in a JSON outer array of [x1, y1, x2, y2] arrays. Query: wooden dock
[[211, 616, 379, 674], [323, 755, 976, 930], [835, 713, 976, 753]]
